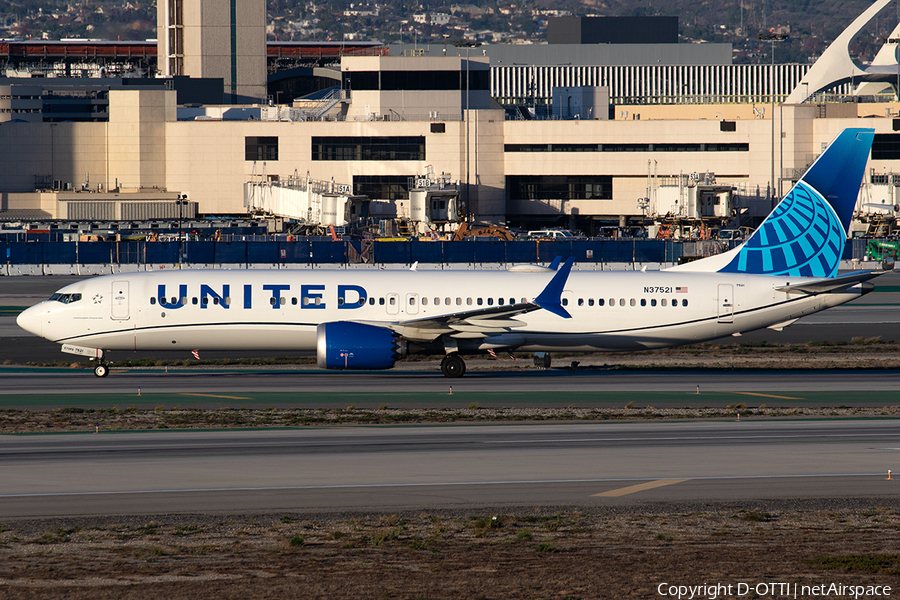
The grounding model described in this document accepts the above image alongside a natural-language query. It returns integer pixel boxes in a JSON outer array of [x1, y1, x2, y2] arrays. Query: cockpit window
[[50, 293, 82, 304]]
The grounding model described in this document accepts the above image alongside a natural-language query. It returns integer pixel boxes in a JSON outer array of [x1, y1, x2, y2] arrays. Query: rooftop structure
[[786, 0, 900, 103], [547, 16, 678, 45], [157, 0, 266, 103], [0, 40, 157, 78]]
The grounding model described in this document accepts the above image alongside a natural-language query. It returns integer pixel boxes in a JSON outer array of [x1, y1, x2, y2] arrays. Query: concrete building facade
[[157, 0, 266, 103], [3, 68, 900, 234]]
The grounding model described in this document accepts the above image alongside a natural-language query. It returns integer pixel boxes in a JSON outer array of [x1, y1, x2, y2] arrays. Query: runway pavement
[[1, 366, 900, 409], [0, 367, 900, 400], [0, 420, 897, 518]]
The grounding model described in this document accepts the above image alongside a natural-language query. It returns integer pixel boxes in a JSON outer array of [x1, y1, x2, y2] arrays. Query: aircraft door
[[111, 281, 130, 320], [717, 284, 734, 323], [406, 293, 419, 316], [386, 293, 399, 316]]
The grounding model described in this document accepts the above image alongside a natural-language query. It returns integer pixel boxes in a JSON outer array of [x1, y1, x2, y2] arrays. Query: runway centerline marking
[[592, 479, 690, 497], [178, 393, 253, 400], [722, 391, 803, 400]]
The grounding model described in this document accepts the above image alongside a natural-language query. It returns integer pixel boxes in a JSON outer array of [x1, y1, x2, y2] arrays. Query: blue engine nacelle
[[316, 321, 404, 370]]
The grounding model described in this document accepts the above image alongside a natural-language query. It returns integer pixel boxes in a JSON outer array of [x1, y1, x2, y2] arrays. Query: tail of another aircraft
[[671, 128, 875, 277]]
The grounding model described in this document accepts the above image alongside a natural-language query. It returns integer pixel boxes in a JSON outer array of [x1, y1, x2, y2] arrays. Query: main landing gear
[[440, 354, 466, 378]]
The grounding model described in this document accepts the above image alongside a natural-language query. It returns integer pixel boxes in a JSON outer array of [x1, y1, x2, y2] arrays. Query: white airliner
[[17, 128, 885, 378]]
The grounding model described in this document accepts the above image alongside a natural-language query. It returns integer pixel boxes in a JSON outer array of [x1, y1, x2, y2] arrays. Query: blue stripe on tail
[[719, 128, 874, 278]]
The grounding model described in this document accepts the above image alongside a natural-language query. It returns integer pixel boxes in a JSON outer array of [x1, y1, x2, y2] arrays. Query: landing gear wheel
[[441, 354, 466, 378], [93, 363, 109, 378]]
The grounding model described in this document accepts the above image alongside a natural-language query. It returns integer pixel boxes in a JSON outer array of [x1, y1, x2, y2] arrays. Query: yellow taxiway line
[[724, 391, 803, 400], [178, 393, 254, 400], [593, 478, 690, 497]]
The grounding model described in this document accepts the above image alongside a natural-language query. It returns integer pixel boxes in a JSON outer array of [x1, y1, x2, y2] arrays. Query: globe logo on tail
[[723, 181, 844, 278]]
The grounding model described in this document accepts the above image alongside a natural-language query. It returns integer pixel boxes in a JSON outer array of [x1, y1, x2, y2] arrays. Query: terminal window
[[507, 175, 613, 201], [504, 143, 748, 153], [353, 175, 411, 201], [872, 134, 900, 160], [313, 137, 425, 161], [245, 136, 278, 161], [343, 70, 489, 91]]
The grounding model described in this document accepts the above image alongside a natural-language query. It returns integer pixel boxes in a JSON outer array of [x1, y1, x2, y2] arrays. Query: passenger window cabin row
[[572, 297, 689, 307], [148, 295, 689, 309], [151, 296, 230, 306]]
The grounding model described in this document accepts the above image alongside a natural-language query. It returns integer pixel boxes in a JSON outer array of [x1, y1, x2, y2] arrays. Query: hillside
[[0, 0, 895, 65], [583, 0, 896, 63]]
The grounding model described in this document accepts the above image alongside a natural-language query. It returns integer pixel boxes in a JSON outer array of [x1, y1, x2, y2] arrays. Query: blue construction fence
[[0, 238, 868, 266]]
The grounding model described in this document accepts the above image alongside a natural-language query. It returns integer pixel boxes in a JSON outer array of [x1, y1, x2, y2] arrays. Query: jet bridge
[[244, 171, 369, 231]]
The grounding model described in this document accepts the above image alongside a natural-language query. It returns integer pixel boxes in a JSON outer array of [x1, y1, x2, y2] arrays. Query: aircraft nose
[[16, 303, 43, 338]]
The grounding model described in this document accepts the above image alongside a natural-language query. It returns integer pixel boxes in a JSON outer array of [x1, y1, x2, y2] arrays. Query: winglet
[[775, 270, 883, 294], [534, 257, 574, 318], [547, 256, 562, 271]]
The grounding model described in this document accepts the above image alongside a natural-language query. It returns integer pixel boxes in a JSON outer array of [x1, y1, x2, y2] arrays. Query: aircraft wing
[[775, 270, 886, 294], [384, 302, 542, 341], [360, 258, 574, 342]]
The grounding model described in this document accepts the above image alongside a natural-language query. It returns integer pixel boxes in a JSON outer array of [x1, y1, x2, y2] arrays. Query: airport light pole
[[886, 37, 900, 101], [49, 123, 57, 190], [454, 41, 481, 223], [176, 195, 189, 266], [758, 33, 787, 204]]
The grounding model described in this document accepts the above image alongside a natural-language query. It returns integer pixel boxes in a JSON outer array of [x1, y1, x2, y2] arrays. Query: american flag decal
[[676, 286, 688, 293]]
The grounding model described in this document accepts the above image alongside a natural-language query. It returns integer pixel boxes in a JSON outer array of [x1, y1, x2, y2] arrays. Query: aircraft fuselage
[[17, 268, 866, 355]]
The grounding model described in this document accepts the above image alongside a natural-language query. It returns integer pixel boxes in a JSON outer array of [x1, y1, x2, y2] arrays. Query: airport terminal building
[[0, 3, 899, 235]]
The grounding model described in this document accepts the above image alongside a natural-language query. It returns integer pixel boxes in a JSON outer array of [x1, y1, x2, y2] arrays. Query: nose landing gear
[[60, 344, 110, 377]]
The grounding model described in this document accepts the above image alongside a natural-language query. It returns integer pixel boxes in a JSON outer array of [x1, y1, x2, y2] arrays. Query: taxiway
[[0, 420, 897, 518]]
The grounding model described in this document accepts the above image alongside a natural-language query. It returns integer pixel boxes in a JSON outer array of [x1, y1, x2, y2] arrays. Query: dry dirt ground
[[3, 403, 900, 434], [2, 505, 900, 599]]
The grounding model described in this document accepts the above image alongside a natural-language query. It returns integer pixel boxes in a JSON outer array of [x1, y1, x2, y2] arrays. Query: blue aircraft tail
[[718, 128, 874, 278]]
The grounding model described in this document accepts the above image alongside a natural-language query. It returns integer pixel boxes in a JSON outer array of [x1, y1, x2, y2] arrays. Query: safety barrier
[[0, 238, 867, 271]]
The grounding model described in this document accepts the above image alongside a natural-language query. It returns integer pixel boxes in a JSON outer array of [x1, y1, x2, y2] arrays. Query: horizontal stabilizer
[[775, 270, 884, 294]]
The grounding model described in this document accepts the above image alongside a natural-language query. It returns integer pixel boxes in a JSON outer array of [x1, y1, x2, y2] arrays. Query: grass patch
[[736, 510, 775, 523], [807, 554, 900, 573]]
